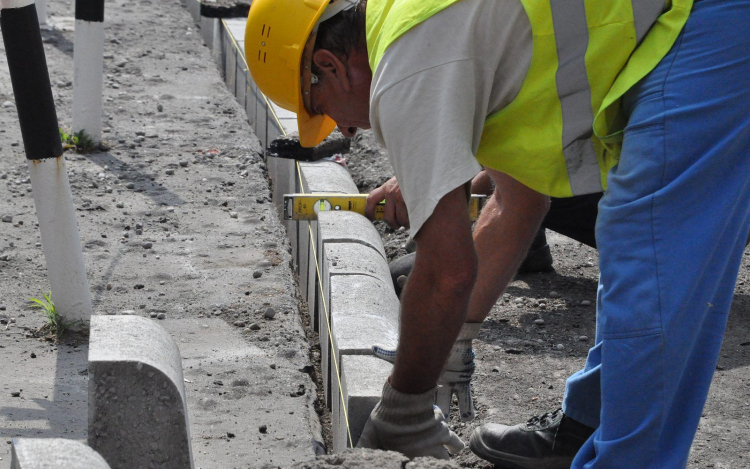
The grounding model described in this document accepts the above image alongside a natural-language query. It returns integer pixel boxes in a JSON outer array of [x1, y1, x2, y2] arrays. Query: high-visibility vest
[[366, 0, 693, 197]]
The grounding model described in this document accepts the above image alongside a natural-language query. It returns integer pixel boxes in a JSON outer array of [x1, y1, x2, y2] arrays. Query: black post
[[1, 1, 63, 161]]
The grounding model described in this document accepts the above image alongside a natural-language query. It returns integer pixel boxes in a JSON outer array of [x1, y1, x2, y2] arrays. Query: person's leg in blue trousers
[[562, 0, 750, 467]]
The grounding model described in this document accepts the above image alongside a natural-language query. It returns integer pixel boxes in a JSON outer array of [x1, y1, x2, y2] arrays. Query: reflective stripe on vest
[[366, 0, 692, 197]]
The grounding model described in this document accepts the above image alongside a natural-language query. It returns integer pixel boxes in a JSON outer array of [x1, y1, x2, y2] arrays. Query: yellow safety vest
[[366, 0, 693, 197]]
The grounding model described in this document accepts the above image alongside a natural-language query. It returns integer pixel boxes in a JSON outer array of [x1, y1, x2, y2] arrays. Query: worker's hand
[[356, 381, 465, 459], [366, 176, 410, 230], [373, 323, 481, 422]]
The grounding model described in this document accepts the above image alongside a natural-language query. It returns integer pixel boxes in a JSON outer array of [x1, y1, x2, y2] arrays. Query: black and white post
[[0, 0, 93, 324], [72, 0, 105, 143]]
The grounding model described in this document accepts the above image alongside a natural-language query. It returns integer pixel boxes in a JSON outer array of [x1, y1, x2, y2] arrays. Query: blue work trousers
[[562, 0, 750, 468]]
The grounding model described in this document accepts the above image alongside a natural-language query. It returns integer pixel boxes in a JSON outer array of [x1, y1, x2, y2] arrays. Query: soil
[[345, 130, 750, 468], [1, 1, 321, 468]]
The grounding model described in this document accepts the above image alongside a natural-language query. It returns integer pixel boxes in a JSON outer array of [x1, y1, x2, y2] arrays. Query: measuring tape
[[283, 193, 486, 221]]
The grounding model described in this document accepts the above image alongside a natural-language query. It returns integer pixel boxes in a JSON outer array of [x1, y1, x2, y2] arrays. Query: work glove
[[373, 322, 481, 422], [356, 381, 465, 459]]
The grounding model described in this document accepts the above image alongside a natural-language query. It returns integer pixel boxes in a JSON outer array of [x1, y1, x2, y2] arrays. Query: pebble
[[116, 202, 125, 208], [1, 215, 12, 223], [549, 291, 561, 298], [259, 425, 267, 434], [150, 312, 158, 318], [253, 270, 263, 279], [30, 353, 36, 358], [142, 242, 153, 249], [263, 307, 276, 320], [126, 182, 135, 189], [165, 169, 174, 176], [179, 160, 189, 167], [578, 335, 589, 342], [233, 320, 246, 328], [2, 101, 14, 108], [580, 300, 592, 306], [157, 313, 166, 320], [248, 323, 261, 331], [534, 318, 545, 325], [157, 104, 164, 112], [555, 343, 565, 350], [121, 310, 136, 315]]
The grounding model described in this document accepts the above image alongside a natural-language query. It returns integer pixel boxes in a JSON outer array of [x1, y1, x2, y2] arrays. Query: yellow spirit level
[[283, 193, 486, 221]]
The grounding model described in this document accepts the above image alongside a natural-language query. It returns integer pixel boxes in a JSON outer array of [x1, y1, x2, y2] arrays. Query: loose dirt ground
[[346, 130, 750, 469], [1, 1, 322, 468]]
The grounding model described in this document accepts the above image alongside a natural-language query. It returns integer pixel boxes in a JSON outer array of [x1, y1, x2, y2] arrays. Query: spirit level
[[283, 193, 486, 221]]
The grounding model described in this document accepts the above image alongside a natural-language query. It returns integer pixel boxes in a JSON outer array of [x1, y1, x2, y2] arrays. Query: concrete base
[[11, 439, 110, 469], [88, 316, 193, 469]]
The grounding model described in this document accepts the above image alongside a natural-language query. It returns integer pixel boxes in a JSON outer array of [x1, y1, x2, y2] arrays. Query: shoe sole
[[469, 431, 574, 469]]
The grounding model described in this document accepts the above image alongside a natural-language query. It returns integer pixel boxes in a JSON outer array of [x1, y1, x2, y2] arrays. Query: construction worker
[[245, 0, 750, 468]]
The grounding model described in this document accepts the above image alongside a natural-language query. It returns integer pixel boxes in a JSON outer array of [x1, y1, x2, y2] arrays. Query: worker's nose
[[337, 125, 358, 138]]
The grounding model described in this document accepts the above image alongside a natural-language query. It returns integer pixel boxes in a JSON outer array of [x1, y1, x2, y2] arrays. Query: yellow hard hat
[[245, 0, 356, 147]]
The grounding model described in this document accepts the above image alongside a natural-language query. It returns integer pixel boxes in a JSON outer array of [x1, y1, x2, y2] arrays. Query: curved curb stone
[[88, 316, 193, 469], [11, 439, 111, 469]]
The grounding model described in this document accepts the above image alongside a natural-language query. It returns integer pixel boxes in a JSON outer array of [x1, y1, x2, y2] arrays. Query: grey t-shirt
[[369, 0, 532, 237]]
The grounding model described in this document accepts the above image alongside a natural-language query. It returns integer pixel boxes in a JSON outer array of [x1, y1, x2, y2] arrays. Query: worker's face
[[309, 48, 371, 138]]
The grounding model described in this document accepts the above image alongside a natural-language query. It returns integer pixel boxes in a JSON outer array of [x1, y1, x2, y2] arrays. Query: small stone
[[116, 202, 125, 208], [534, 318, 545, 325], [226, 432, 235, 439], [580, 300, 592, 306], [10, 391, 20, 397], [258, 425, 267, 434], [2, 101, 14, 108], [142, 242, 153, 249], [253, 270, 263, 279], [229, 212, 238, 219], [213, 380, 224, 386], [157, 104, 164, 112], [179, 160, 189, 167], [121, 310, 136, 315], [578, 335, 589, 342], [248, 323, 261, 331], [233, 320, 246, 328], [150, 312, 158, 318], [263, 307, 276, 320], [126, 182, 135, 189], [165, 169, 174, 176], [1, 215, 12, 223], [492, 366, 500, 372], [555, 343, 565, 350], [30, 353, 36, 358], [549, 291, 561, 298], [156, 313, 166, 320]]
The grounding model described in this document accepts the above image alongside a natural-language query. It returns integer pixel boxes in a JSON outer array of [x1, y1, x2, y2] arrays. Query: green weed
[[59, 128, 97, 153], [29, 292, 77, 340]]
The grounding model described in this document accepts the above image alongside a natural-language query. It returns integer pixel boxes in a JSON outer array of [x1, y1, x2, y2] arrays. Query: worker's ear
[[312, 49, 351, 91]]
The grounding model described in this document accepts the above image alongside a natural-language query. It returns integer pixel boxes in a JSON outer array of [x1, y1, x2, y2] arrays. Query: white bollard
[[1, 0, 94, 326], [28, 157, 93, 325], [71, 0, 105, 144]]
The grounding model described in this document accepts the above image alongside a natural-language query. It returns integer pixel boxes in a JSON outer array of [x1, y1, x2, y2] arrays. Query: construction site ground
[[0, 1, 747, 468]]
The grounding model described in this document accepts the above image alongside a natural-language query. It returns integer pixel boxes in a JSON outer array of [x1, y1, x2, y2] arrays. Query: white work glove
[[373, 322, 481, 422], [356, 381, 465, 459]]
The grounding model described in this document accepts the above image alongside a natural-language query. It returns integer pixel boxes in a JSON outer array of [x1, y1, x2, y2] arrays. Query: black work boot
[[470, 408, 594, 469], [518, 228, 554, 274]]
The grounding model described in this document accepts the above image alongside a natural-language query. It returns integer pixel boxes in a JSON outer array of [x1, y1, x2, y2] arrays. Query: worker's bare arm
[[466, 169, 549, 322], [389, 185, 478, 393]]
